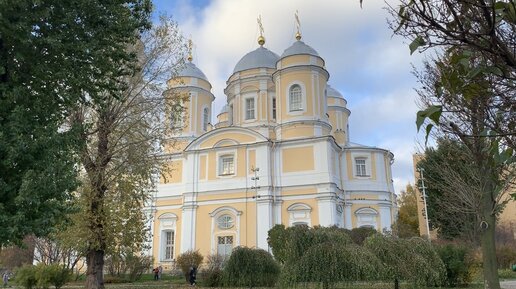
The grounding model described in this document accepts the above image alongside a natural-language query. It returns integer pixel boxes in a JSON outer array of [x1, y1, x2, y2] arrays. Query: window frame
[[202, 106, 210, 132], [289, 84, 303, 112], [272, 97, 276, 120], [163, 230, 174, 260], [217, 214, 234, 229], [217, 151, 236, 177], [355, 158, 368, 177]]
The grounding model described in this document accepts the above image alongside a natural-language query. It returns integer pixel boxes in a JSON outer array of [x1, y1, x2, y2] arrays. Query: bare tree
[[68, 17, 187, 289]]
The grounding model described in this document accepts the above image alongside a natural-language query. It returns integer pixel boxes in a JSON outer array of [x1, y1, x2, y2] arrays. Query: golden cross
[[257, 15, 264, 37]]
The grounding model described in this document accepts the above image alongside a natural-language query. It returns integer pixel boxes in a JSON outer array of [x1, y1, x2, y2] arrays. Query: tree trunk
[[480, 197, 500, 289], [86, 249, 105, 289], [394, 277, 399, 289]]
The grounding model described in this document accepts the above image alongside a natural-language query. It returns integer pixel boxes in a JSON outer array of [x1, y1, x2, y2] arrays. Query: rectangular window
[[272, 98, 276, 119], [245, 98, 255, 120], [217, 236, 233, 256], [220, 155, 235, 175], [355, 158, 367, 177], [164, 231, 174, 260]]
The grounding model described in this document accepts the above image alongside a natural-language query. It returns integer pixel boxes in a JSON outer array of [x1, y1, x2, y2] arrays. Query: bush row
[[15, 263, 71, 289]]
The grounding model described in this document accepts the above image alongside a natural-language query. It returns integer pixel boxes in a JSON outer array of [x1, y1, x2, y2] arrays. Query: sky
[[152, 0, 428, 195]]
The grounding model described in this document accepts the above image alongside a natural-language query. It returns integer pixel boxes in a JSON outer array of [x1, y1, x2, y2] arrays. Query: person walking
[[153, 267, 159, 281], [158, 265, 163, 280], [2, 271, 9, 288], [188, 266, 197, 286]]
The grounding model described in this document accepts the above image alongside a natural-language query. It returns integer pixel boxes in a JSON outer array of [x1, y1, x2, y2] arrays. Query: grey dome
[[326, 85, 344, 98], [179, 62, 209, 82], [233, 47, 280, 73], [281, 40, 319, 58]]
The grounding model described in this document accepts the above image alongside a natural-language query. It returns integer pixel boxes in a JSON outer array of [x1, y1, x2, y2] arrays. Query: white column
[[180, 204, 197, 252], [317, 195, 336, 226], [256, 196, 273, 251], [344, 203, 353, 229], [379, 205, 392, 232]]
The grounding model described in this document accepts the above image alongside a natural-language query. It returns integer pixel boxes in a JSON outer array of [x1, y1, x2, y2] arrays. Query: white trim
[[287, 202, 312, 226]]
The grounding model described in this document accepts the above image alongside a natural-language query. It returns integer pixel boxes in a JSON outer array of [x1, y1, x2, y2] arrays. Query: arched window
[[203, 107, 209, 131], [289, 84, 303, 111]]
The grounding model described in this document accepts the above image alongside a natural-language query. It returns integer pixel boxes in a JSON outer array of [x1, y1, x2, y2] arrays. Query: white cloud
[[154, 0, 425, 194]]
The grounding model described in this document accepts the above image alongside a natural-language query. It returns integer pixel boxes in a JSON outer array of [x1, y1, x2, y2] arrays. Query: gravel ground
[[502, 280, 516, 289]]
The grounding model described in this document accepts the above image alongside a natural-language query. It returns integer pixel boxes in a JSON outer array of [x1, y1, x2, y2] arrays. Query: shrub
[[364, 234, 445, 287], [281, 242, 383, 288], [176, 250, 203, 282], [496, 244, 516, 269], [15, 265, 37, 289], [435, 242, 473, 287], [125, 254, 153, 282], [222, 247, 280, 287], [349, 226, 377, 245], [202, 254, 224, 287]]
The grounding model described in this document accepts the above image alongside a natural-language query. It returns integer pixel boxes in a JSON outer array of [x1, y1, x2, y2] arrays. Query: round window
[[217, 214, 234, 229]]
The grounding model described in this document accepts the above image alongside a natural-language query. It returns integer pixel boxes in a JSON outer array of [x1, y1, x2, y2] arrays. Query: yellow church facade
[[149, 31, 397, 269]]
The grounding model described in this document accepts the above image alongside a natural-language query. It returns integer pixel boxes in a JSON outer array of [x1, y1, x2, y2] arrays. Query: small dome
[[233, 47, 279, 73], [179, 62, 209, 82], [326, 85, 344, 98], [281, 40, 319, 58]]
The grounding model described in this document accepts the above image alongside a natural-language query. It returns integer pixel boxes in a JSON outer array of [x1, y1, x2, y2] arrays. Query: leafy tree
[[390, 2, 516, 288], [364, 234, 445, 289], [67, 16, 186, 289], [419, 138, 480, 241], [349, 226, 377, 245], [222, 247, 280, 287], [412, 49, 514, 289], [176, 250, 203, 282], [393, 184, 419, 238], [0, 0, 151, 247], [281, 242, 382, 289]]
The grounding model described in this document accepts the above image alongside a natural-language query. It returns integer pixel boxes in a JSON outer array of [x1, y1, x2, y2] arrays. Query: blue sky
[[152, 0, 427, 194]]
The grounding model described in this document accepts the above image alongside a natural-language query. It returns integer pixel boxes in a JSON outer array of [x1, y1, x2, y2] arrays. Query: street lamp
[[417, 167, 431, 240]]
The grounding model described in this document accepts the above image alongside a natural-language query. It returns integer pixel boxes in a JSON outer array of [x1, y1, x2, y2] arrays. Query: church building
[[150, 23, 397, 268]]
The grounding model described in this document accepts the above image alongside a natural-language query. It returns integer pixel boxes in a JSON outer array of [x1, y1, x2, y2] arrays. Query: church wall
[[199, 133, 257, 148], [277, 71, 315, 117], [281, 145, 315, 172], [281, 198, 319, 226], [152, 209, 182, 268], [281, 125, 314, 139], [160, 160, 183, 184]]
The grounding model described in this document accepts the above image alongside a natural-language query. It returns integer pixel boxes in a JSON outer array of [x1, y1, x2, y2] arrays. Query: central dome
[[233, 47, 279, 73], [281, 40, 319, 58]]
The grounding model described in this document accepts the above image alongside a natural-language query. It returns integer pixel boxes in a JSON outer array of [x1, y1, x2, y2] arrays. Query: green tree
[[222, 247, 280, 288], [393, 184, 420, 238], [419, 138, 479, 241], [68, 17, 186, 289], [0, 0, 151, 247], [390, 1, 516, 288]]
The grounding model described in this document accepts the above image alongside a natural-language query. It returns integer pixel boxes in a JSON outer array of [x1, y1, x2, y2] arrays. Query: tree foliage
[[0, 0, 152, 246], [393, 184, 419, 238], [419, 138, 480, 241], [176, 250, 203, 282], [364, 234, 445, 288], [222, 247, 280, 287]]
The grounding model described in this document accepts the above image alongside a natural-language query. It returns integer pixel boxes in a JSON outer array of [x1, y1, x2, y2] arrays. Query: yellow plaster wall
[[346, 152, 353, 179], [282, 146, 314, 173], [200, 155, 207, 180], [280, 187, 317, 196], [155, 197, 183, 207], [280, 55, 311, 67], [164, 140, 190, 154], [278, 72, 314, 117], [281, 125, 314, 139], [207, 152, 216, 180], [199, 133, 256, 149], [248, 149, 256, 173], [371, 153, 377, 180], [161, 160, 183, 184], [218, 112, 228, 122], [236, 147, 247, 177]]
